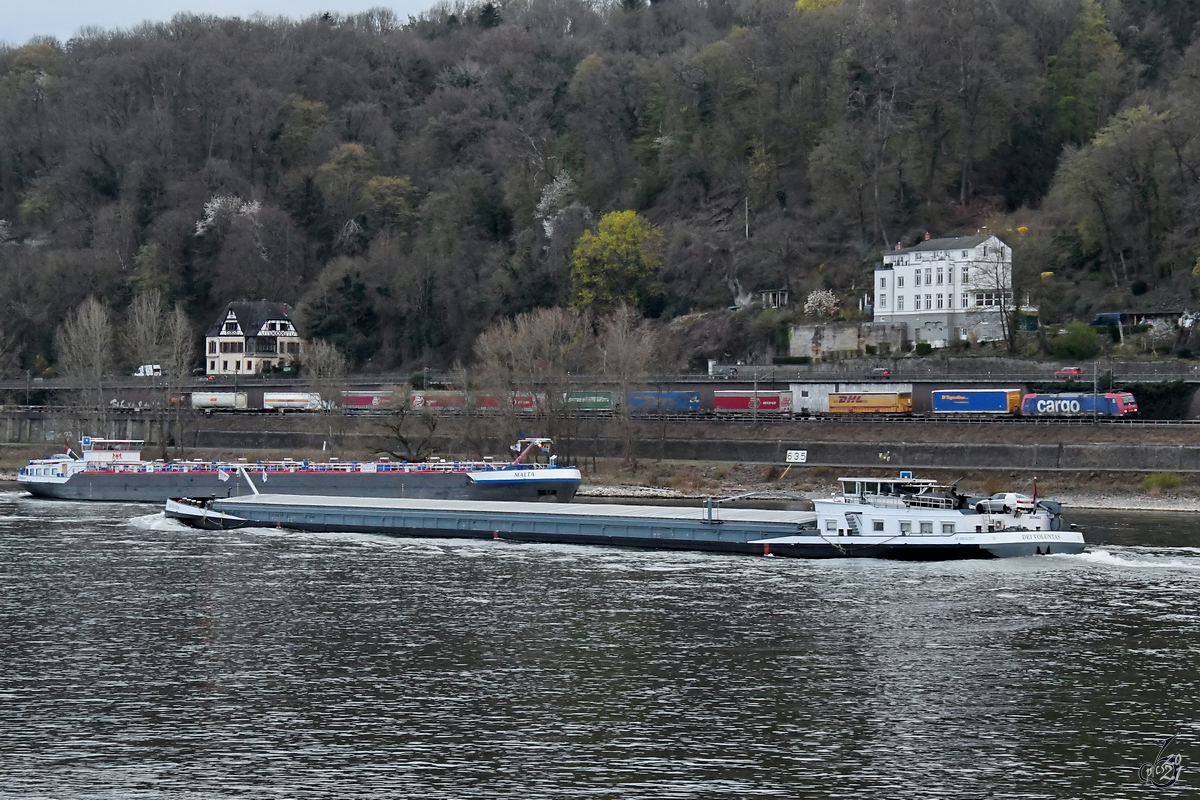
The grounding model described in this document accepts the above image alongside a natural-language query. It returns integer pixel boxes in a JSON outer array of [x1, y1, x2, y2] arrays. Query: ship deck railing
[[845, 494, 957, 510], [72, 460, 565, 475]]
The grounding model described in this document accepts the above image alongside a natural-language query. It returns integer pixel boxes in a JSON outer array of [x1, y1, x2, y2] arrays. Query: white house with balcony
[[205, 301, 302, 375], [872, 234, 1016, 347]]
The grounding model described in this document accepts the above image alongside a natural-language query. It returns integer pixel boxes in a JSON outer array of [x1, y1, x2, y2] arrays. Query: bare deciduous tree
[[0, 321, 19, 378], [473, 306, 592, 455], [970, 240, 1017, 349], [125, 293, 194, 453], [304, 339, 349, 408], [55, 297, 114, 427], [301, 338, 350, 443], [126, 291, 168, 370], [373, 390, 441, 462], [163, 305, 194, 453], [600, 305, 656, 468]]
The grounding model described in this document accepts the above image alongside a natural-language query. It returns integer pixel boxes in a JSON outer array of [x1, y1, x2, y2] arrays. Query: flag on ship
[[218, 468, 230, 482]]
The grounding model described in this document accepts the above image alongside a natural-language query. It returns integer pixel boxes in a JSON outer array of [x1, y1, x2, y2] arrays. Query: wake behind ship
[[17, 437, 580, 504]]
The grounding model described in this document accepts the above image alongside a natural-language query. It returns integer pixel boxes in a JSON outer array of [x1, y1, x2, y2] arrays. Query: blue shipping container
[[1021, 393, 1118, 417], [932, 389, 1019, 414], [626, 391, 702, 412]]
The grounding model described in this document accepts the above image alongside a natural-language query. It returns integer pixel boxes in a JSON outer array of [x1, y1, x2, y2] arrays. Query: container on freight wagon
[[474, 393, 546, 412], [563, 391, 617, 412], [712, 391, 794, 414], [1021, 392, 1138, 418], [190, 392, 248, 410], [341, 390, 396, 411], [263, 392, 324, 411], [625, 391, 702, 413], [931, 389, 1021, 414], [827, 392, 912, 414], [410, 390, 467, 410]]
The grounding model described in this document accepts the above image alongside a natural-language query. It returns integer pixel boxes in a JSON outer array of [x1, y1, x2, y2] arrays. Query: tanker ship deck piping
[[17, 437, 580, 504]]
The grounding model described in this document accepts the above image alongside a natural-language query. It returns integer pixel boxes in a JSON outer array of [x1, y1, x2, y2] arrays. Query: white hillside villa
[[873, 234, 1017, 347], [205, 301, 302, 375]]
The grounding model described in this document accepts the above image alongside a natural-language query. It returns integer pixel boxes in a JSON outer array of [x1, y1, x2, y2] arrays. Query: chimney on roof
[[894, 241, 901, 250], [924, 231, 931, 240]]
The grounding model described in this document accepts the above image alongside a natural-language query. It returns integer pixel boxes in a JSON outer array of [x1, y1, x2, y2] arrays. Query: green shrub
[[1141, 472, 1184, 492], [1052, 323, 1100, 359], [751, 308, 791, 352], [914, 342, 932, 356], [773, 356, 812, 365]]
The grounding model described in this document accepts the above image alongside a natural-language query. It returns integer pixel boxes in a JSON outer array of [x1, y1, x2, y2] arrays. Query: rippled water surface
[[1, 492, 1198, 798]]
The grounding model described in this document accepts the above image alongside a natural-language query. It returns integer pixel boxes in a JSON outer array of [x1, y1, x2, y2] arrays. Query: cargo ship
[[164, 472, 1081, 559], [17, 437, 580, 503]]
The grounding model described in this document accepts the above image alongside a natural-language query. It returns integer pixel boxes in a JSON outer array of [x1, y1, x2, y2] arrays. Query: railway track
[[9, 404, 1200, 426], [187, 408, 1200, 426]]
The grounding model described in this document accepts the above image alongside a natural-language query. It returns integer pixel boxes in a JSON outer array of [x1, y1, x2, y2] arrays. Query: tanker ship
[[17, 437, 580, 503]]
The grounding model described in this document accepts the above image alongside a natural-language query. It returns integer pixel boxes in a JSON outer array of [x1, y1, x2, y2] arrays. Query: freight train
[[184, 386, 1139, 418]]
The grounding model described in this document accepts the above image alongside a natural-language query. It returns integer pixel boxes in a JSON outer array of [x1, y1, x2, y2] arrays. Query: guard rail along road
[[3, 357, 1200, 392]]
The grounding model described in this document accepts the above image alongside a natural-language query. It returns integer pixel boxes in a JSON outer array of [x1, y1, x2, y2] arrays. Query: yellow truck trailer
[[827, 392, 913, 414]]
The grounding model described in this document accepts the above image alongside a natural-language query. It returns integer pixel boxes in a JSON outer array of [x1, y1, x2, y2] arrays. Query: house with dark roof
[[872, 234, 1019, 347], [204, 301, 302, 375]]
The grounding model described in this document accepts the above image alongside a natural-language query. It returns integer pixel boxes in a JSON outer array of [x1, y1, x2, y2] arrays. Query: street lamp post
[[753, 368, 758, 426], [1092, 361, 1098, 424]]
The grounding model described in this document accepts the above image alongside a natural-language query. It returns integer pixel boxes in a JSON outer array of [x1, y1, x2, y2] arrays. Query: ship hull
[[19, 470, 579, 504], [163, 495, 1083, 560]]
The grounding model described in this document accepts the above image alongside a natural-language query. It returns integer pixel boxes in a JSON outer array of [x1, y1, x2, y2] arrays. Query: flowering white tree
[[1144, 319, 1176, 353], [804, 289, 839, 318], [194, 195, 262, 236], [535, 172, 579, 238], [194, 195, 268, 263]]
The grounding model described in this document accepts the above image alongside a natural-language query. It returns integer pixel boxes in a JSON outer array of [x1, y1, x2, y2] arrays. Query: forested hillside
[[2, 0, 1199, 372]]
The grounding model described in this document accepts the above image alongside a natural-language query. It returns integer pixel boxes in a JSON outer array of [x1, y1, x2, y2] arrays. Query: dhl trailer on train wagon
[[827, 392, 913, 414]]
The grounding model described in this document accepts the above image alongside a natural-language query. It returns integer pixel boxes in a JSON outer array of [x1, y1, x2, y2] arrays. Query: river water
[[0, 491, 1196, 798]]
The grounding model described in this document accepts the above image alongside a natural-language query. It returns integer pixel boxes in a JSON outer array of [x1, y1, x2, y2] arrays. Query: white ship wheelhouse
[[816, 474, 1059, 539], [18, 437, 147, 485], [80, 438, 144, 464]]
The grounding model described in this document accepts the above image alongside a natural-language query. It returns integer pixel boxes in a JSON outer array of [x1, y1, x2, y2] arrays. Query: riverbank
[[577, 459, 1200, 513], [578, 483, 1200, 512]]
